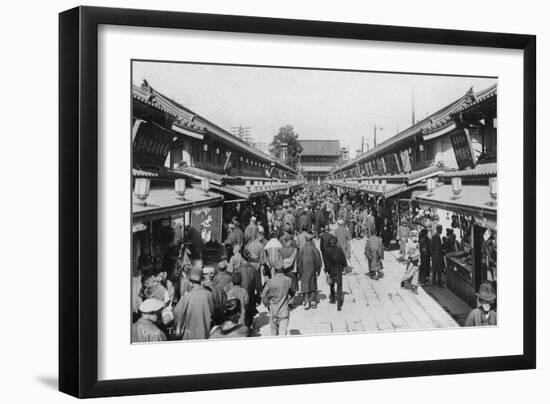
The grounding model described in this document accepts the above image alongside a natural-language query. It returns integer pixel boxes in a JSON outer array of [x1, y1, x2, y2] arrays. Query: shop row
[[327, 83, 497, 307]]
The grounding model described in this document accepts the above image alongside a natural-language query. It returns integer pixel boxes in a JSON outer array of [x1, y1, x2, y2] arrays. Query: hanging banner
[[451, 129, 477, 170], [191, 206, 223, 244], [400, 150, 412, 173]]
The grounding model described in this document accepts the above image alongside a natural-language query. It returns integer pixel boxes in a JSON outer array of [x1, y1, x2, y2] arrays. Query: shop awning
[[407, 164, 454, 184], [210, 182, 298, 200], [301, 165, 334, 173], [236, 175, 277, 183], [171, 166, 235, 186], [414, 184, 497, 222], [133, 185, 223, 222], [440, 162, 497, 178]]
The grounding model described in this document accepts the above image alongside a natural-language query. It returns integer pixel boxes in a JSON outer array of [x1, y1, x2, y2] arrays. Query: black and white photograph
[[131, 61, 498, 343]]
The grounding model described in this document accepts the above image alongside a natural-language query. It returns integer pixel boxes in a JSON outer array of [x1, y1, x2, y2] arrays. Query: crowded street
[[130, 64, 498, 343], [252, 235, 469, 337]]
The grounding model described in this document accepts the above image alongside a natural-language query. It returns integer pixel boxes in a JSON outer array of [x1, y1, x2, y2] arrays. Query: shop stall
[[132, 179, 224, 269], [415, 175, 497, 307]]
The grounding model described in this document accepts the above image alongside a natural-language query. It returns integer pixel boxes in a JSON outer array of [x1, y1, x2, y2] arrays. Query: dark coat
[[174, 285, 213, 340], [430, 233, 445, 271], [324, 244, 347, 279], [319, 231, 332, 259], [296, 241, 322, 294], [314, 209, 326, 234], [184, 226, 203, 260], [364, 235, 384, 272], [298, 213, 312, 232], [237, 262, 261, 317]]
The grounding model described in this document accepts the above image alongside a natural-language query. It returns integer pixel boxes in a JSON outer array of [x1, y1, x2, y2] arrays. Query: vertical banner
[[191, 206, 223, 244], [400, 150, 412, 172], [451, 129, 477, 169]]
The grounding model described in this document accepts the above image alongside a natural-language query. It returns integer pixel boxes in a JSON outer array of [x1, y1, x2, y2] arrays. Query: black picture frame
[[59, 6, 536, 398]]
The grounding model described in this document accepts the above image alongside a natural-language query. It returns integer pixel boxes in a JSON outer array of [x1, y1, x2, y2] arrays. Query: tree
[[269, 125, 303, 170]]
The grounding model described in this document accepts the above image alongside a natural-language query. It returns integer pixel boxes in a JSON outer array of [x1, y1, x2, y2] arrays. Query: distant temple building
[[298, 140, 342, 182]]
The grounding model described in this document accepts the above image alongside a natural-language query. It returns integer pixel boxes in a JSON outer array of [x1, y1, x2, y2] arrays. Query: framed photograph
[[59, 6, 536, 398]]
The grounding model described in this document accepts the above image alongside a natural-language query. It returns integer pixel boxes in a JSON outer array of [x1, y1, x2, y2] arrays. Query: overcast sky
[[133, 61, 496, 158]]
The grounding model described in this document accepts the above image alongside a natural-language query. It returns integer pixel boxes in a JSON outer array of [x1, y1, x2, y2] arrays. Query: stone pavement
[[252, 236, 471, 337]]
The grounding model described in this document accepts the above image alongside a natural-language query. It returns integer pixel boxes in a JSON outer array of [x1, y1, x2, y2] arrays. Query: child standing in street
[[400, 229, 421, 294]]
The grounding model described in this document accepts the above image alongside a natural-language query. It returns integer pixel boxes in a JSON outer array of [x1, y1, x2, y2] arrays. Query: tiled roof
[[330, 84, 497, 175], [451, 83, 497, 116], [299, 140, 341, 156], [133, 82, 297, 175], [440, 163, 497, 178]]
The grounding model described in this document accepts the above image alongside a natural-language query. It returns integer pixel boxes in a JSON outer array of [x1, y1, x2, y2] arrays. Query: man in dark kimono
[[364, 231, 384, 280], [319, 226, 333, 265], [314, 205, 327, 238], [430, 224, 445, 287], [297, 209, 312, 234], [296, 234, 322, 310], [324, 236, 347, 310], [173, 267, 214, 340], [235, 258, 261, 329]]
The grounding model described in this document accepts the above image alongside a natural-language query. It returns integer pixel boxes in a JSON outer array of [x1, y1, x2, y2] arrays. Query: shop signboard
[[133, 123, 173, 167], [190, 206, 223, 244], [383, 153, 399, 174], [450, 129, 477, 170]]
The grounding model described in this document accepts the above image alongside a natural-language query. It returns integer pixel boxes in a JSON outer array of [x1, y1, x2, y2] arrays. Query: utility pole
[[411, 88, 416, 125]]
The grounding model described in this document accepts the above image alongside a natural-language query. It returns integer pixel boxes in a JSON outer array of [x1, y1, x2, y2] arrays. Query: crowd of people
[[132, 184, 497, 343]]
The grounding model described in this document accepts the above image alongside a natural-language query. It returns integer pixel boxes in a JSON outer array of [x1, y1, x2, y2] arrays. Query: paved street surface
[[252, 236, 471, 337]]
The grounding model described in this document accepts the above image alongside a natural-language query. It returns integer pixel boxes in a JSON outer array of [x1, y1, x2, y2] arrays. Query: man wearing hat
[[324, 236, 347, 310], [430, 224, 445, 287], [173, 266, 214, 340], [261, 261, 292, 335], [132, 299, 167, 343], [465, 282, 497, 326]]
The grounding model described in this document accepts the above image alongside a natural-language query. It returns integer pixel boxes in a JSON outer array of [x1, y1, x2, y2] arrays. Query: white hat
[[139, 298, 165, 314], [250, 216, 257, 222], [203, 266, 215, 275], [337, 219, 344, 225]]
